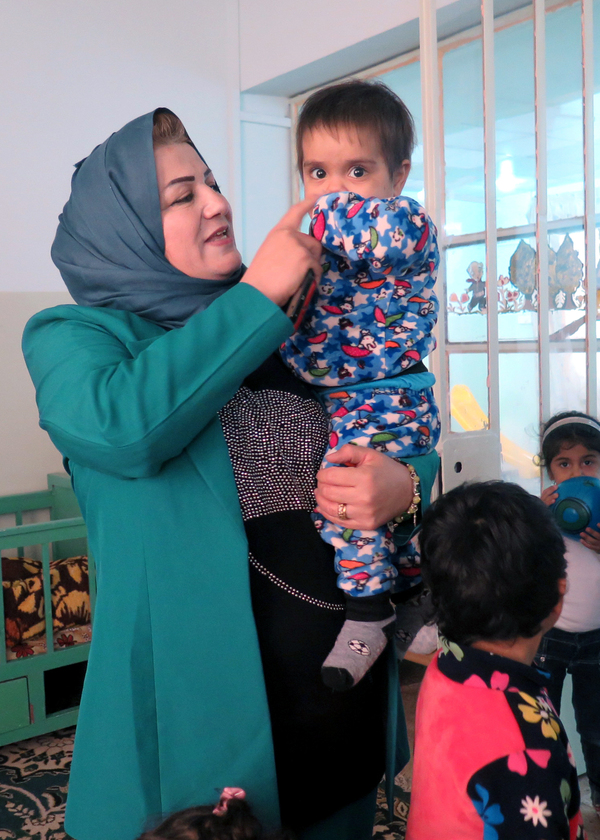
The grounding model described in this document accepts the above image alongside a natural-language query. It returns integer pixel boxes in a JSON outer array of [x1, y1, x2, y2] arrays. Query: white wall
[[239, 0, 512, 96], [240, 0, 423, 94], [0, 0, 239, 495], [239, 0, 530, 96]]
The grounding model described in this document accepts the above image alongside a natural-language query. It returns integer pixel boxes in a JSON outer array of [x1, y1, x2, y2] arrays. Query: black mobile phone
[[285, 269, 317, 330]]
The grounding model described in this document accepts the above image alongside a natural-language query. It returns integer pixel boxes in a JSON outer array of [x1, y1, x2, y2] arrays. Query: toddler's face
[[301, 125, 410, 204], [549, 443, 600, 483]]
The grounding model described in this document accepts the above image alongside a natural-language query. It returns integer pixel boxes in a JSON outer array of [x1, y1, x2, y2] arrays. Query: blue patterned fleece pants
[[314, 383, 439, 597]]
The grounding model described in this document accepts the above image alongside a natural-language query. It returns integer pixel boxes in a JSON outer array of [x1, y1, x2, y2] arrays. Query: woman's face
[[155, 143, 241, 279]]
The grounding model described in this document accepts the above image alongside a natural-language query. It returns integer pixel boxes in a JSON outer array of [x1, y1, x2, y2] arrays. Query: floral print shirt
[[407, 641, 586, 840]]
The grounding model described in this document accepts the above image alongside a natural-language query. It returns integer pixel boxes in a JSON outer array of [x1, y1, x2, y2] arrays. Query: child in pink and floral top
[[408, 481, 586, 840]]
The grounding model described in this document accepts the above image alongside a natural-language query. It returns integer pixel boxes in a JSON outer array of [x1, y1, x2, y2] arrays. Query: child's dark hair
[[137, 799, 295, 840], [420, 481, 566, 644], [540, 410, 600, 471], [296, 79, 415, 177]]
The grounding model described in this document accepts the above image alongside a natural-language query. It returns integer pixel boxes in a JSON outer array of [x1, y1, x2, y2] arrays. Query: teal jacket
[[22, 282, 438, 840]]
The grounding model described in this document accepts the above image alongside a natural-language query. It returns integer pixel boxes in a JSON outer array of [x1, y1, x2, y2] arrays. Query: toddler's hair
[[296, 79, 415, 177], [420, 481, 566, 644], [540, 410, 600, 470], [137, 798, 295, 840]]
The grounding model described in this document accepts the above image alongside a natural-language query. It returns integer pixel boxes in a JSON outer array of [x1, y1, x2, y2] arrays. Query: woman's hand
[[314, 444, 415, 530], [241, 197, 322, 306], [541, 484, 559, 507]]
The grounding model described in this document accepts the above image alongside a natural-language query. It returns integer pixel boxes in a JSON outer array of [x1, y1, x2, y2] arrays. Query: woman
[[23, 109, 439, 840]]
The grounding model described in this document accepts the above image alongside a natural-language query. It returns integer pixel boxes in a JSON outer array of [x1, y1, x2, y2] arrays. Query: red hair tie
[[213, 787, 246, 815]]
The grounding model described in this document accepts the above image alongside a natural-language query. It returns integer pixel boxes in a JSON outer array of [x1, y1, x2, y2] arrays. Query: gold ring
[[338, 503, 348, 520]]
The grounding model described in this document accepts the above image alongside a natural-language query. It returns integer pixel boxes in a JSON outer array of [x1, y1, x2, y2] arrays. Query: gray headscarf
[[51, 109, 243, 329]]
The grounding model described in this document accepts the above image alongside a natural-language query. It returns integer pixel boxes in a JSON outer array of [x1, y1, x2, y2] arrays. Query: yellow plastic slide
[[451, 384, 539, 479]]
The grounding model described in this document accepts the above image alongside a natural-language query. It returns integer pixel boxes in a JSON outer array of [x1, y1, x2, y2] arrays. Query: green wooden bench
[[0, 473, 95, 747]]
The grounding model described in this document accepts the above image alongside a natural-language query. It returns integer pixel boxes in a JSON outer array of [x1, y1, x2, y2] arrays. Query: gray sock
[[394, 589, 432, 661], [321, 615, 396, 691]]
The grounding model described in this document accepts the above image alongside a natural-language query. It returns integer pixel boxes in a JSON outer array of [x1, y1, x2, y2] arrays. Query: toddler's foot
[[321, 615, 395, 691]]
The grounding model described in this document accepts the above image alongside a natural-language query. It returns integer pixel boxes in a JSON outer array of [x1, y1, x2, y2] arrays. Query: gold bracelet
[[393, 462, 421, 527]]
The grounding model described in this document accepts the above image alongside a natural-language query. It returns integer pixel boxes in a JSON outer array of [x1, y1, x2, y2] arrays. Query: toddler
[[281, 79, 439, 691], [537, 410, 600, 819], [137, 788, 295, 840], [407, 480, 585, 839]]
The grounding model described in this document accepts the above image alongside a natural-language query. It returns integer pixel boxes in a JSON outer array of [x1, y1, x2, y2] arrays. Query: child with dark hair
[[407, 481, 586, 839], [536, 411, 600, 819], [281, 79, 440, 691], [137, 788, 295, 840]]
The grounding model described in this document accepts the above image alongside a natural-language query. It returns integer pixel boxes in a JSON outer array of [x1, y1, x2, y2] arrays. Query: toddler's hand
[[541, 484, 558, 507], [580, 524, 600, 554]]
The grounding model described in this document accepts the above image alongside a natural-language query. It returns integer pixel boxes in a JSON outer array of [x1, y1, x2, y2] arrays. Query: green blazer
[[22, 282, 439, 840], [23, 284, 294, 840]]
